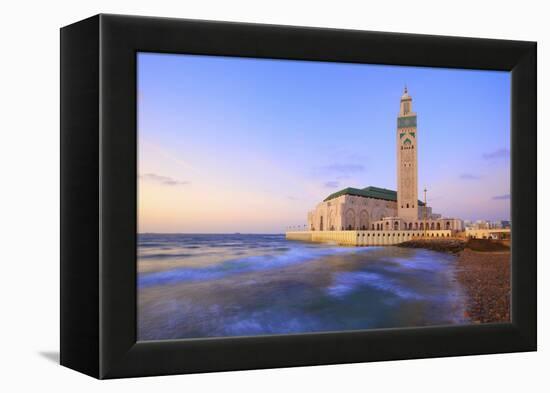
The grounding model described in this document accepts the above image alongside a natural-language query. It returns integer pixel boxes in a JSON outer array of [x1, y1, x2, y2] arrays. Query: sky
[[137, 52, 510, 234]]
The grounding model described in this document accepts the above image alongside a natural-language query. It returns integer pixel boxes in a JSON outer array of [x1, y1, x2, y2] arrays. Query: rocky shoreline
[[398, 238, 511, 323], [456, 249, 511, 323], [398, 238, 466, 253]]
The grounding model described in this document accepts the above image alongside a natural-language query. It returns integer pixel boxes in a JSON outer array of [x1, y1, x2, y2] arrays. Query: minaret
[[397, 86, 418, 220]]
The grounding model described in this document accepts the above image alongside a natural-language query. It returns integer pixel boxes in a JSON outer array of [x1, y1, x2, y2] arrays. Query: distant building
[[465, 228, 511, 240], [306, 87, 463, 233], [500, 220, 511, 229], [466, 220, 511, 230]]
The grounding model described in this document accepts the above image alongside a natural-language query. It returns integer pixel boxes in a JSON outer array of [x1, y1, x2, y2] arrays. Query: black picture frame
[[60, 14, 537, 379]]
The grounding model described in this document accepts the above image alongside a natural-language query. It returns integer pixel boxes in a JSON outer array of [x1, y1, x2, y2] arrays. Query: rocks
[[456, 249, 511, 323], [465, 238, 510, 252], [398, 238, 466, 253]]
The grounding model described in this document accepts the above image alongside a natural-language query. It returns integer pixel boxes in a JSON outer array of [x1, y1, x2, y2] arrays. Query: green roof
[[323, 185, 425, 206]]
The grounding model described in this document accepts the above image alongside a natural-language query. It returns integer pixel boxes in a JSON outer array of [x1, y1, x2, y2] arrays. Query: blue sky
[[138, 52, 510, 233]]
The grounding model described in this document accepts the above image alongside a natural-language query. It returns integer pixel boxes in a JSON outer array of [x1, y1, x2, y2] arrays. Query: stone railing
[[285, 230, 453, 246]]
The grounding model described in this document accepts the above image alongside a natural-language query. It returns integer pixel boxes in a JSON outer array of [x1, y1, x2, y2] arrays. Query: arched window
[[408, 223, 412, 230], [406, 203, 409, 208], [437, 222, 441, 230]]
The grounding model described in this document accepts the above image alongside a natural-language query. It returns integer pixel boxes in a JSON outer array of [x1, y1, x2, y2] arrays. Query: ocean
[[138, 233, 468, 341]]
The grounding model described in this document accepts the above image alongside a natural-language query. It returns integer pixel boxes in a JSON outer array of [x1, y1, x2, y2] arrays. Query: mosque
[[305, 87, 463, 235]]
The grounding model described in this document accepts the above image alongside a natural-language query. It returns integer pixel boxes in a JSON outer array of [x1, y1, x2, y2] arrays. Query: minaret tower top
[[400, 85, 413, 116]]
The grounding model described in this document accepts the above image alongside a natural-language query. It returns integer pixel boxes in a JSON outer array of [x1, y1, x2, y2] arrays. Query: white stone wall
[[286, 230, 454, 246]]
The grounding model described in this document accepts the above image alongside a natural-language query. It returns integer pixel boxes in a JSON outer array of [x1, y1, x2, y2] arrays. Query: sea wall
[[285, 230, 452, 246]]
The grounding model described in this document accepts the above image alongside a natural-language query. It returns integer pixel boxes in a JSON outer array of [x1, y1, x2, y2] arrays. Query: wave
[[138, 245, 367, 288], [138, 243, 167, 248], [327, 271, 425, 300], [384, 250, 455, 272], [139, 252, 196, 259]]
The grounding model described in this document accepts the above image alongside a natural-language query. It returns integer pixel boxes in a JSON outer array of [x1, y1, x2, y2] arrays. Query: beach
[[456, 249, 510, 323], [399, 238, 511, 323]]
